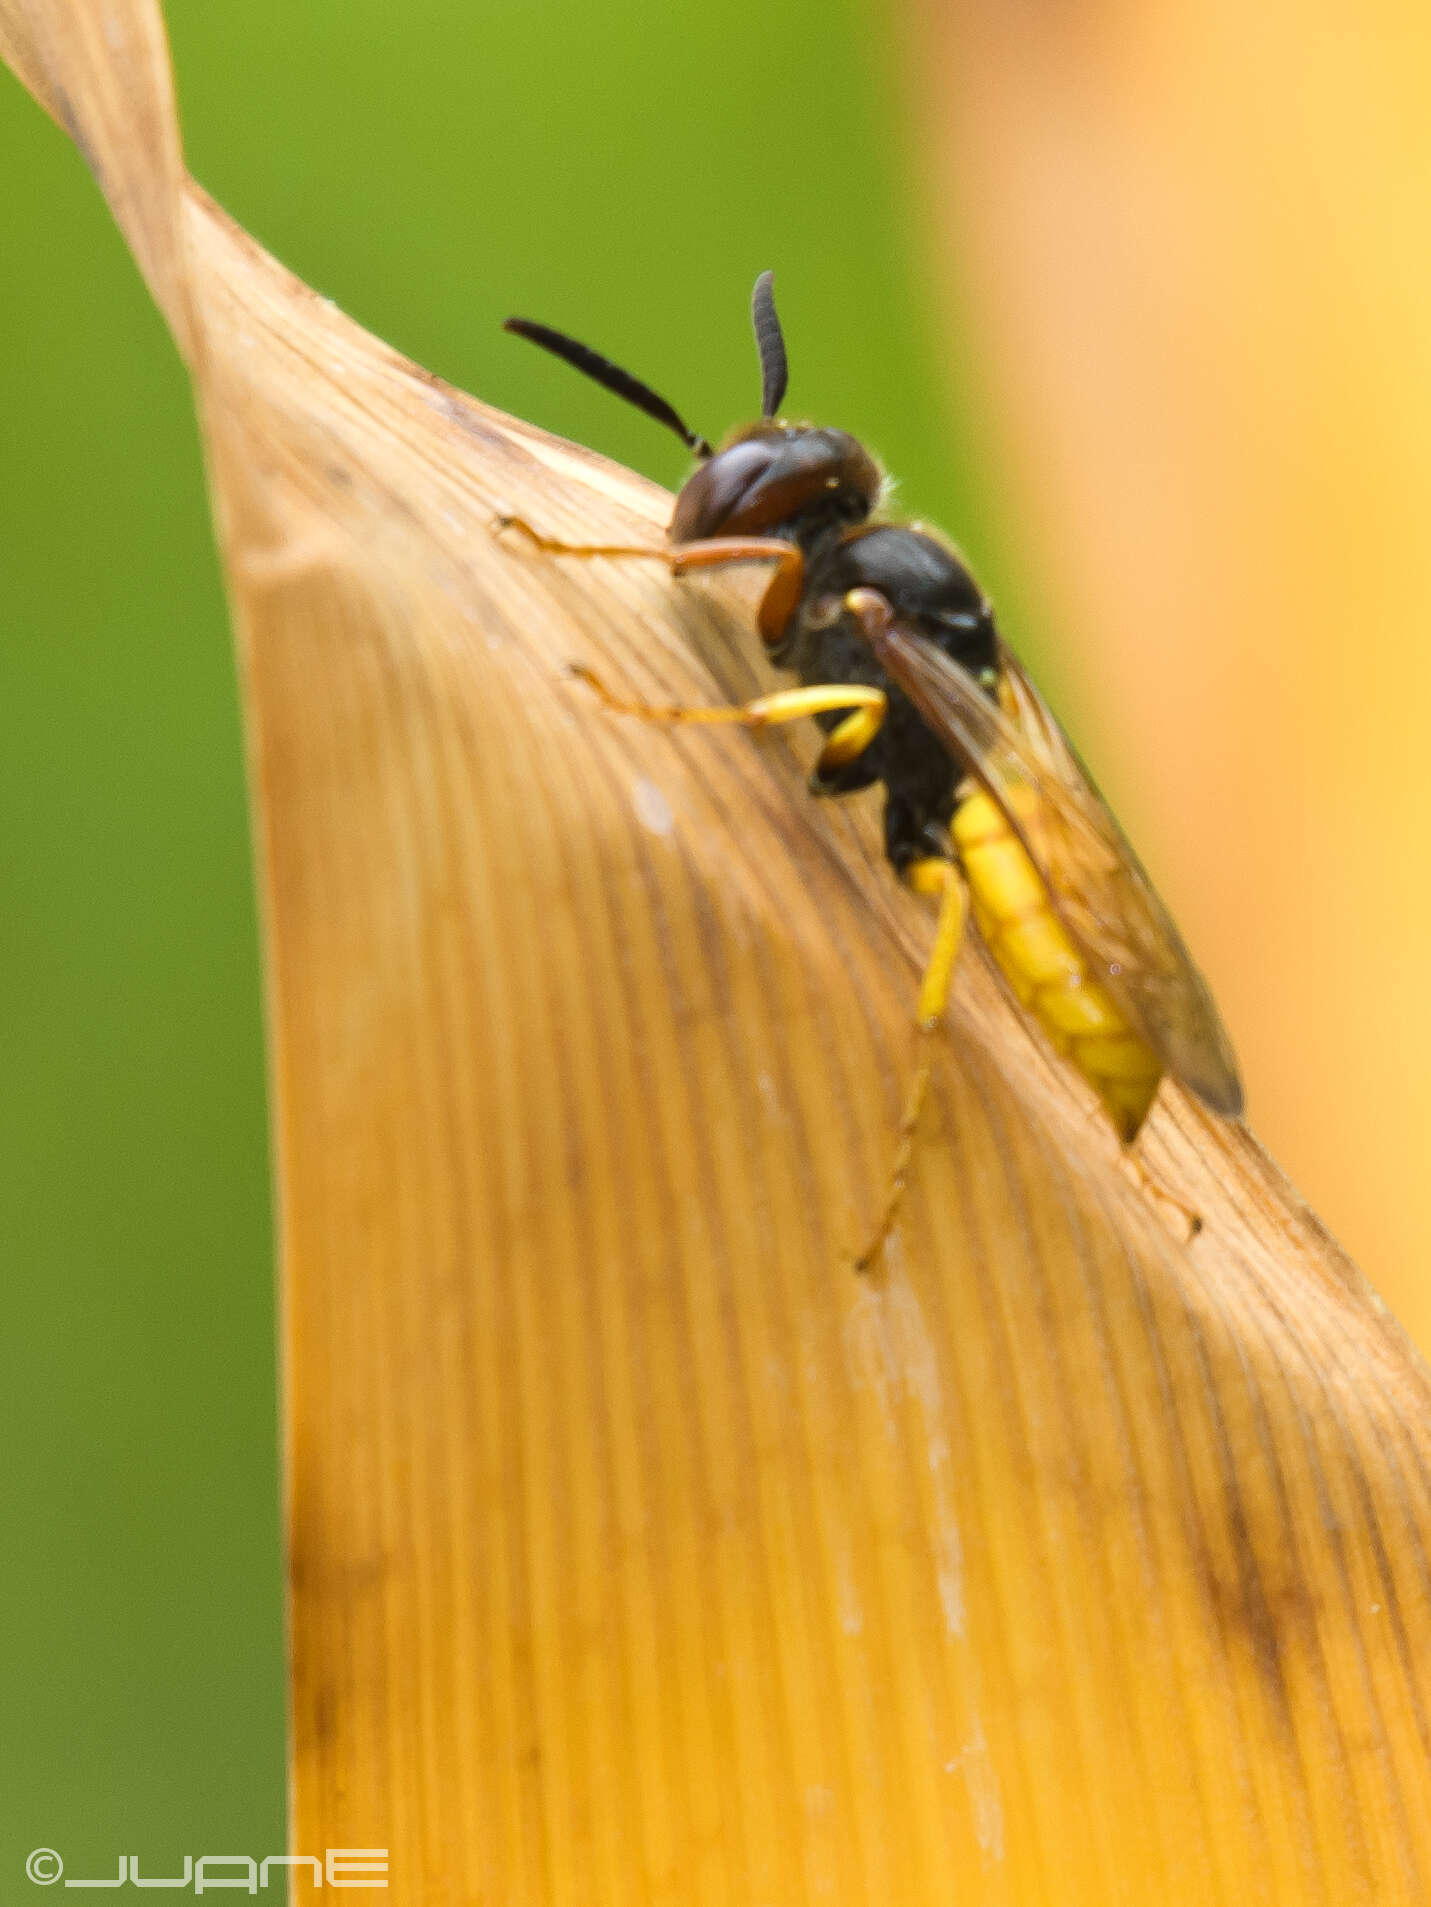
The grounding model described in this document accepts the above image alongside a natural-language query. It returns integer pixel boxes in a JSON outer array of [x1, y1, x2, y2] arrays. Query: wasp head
[[669, 423, 880, 542]]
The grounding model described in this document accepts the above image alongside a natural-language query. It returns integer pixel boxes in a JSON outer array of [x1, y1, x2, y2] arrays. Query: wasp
[[500, 273, 1243, 1267]]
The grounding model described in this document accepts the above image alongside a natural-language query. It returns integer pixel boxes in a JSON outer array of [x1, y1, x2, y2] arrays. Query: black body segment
[[659, 408, 997, 870], [775, 523, 998, 869]]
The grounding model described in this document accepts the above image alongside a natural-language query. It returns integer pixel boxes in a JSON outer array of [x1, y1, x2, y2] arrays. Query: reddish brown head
[[670, 422, 879, 542]]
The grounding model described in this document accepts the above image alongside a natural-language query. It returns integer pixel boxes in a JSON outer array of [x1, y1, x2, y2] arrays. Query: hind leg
[[855, 854, 969, 1274]]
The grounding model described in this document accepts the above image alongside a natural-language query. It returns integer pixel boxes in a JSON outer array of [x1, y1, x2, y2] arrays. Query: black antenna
[[750, 271, 788, 419], [503, 317, 712, 458]]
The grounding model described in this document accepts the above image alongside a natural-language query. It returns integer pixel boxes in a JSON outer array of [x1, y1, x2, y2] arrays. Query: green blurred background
[[0, 0, 1012, 1872]]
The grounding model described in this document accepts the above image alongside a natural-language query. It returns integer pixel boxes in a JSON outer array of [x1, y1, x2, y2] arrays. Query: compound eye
[[669, 439, 780, 542]]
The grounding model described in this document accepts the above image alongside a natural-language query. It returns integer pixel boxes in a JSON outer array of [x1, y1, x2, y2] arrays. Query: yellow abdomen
[[952, 788, 1162, 1141]]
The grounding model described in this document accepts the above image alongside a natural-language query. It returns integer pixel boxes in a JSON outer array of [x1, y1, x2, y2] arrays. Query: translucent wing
[[865, 607, 1243, 1117]]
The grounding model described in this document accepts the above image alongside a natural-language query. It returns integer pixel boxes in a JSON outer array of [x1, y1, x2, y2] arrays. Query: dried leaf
[[8, 1, 1431, 1899]]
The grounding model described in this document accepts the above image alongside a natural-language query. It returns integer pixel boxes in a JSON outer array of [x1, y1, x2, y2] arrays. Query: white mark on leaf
[[631, 778, 674, 835]]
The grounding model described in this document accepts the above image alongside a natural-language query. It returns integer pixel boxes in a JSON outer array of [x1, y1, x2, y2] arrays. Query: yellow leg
[[813, 701, 886, 773], [570, 662, 886, 737], [854, 857, 969, 1274]]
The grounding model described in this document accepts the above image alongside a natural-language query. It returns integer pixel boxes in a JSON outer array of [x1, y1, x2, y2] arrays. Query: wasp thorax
[[670, 423, 880, 544]]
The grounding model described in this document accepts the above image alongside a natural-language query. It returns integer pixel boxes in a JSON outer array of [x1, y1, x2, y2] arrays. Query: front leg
[[494, 516, 805, 648]]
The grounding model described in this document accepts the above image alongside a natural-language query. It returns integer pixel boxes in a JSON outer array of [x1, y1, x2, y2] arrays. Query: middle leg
[[571, 665, 887, 747]]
